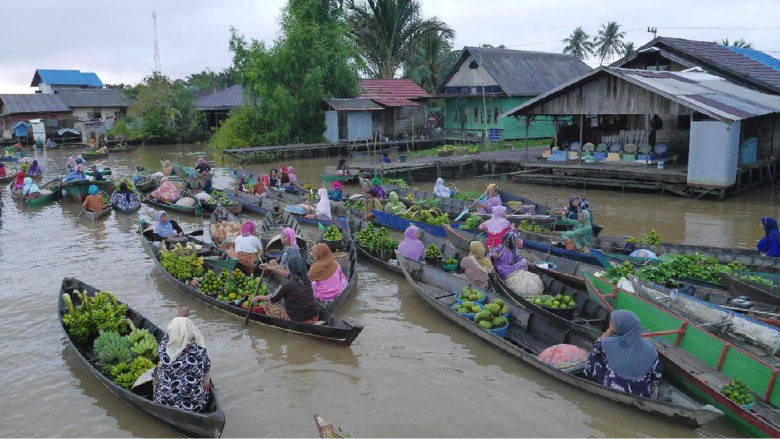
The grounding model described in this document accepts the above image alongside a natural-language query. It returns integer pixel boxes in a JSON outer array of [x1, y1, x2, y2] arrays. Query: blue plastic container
[[451, 303, 485, 320], [487, 321, 509, 338], [455, 290, 487, 305]]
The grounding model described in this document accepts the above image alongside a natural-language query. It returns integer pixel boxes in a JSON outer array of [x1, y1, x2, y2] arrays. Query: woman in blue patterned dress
[[154, 308, 211, 412], [584, 310, 662, 398]]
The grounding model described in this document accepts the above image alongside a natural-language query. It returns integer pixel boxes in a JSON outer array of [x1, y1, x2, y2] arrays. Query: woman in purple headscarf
[[398, 225, 425, 261], [27, 160, 42, 177]]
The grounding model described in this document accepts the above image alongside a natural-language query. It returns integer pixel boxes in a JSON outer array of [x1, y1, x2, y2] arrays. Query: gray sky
[[3, 0, 780, 93]]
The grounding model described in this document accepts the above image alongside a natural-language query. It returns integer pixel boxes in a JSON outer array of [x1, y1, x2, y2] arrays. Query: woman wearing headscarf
[[151, 177, 181, 203], [479, 205, 512, 249], [233, 220, 263, 274], [492, 232, 529, 279], [585, 310, 662, 398], [154, 307, 211, 412], [194, 157, 211, 174], [578, 197, 595, 225], [22, 177, 41, 199], [0, 162, 6, 178], [63, 164, 86, 182], [258, 228, 301, 278], [363, 189, 383, 220], [477, 183, 502, 214], [336, 158, 350, 175], [370, 176, 386, 198], [200, 171, 213, 194], [328, 181, 344, 202], [251, 255, 320, 323], [150, 211, 184, 241], [27, 159, 42, 178], [566, 196, 580, 220], [758, 217, 780, 257], [82, 185, 105, 212], [286, 166, 298, 184], [384, 191, 406, 215], [90, 165, 105, 181], [313, 188, 332, 220], [561, 210, 593, 251], [162, 160, 173, 176], [433, 178, 453, 198], [66, 156, 76, 173], [111, 181, 140, 211], [398, 225, 425, 261], [459, 241, 493, 290], [13, 169, 25, 189], [236, 175, 247, 192], [309, 243, 348, 302], [269, 169, 281, 188]]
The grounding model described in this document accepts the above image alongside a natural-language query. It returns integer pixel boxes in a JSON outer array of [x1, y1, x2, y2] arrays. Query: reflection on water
[[0, 145, 750, 437]]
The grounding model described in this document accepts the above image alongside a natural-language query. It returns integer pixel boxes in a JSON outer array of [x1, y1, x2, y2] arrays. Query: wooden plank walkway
[[350, 147, 544, 174]]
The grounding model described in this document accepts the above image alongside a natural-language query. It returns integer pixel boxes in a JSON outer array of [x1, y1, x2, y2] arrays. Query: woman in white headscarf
[[153, 308, 211, 413], [433, 178, 453, 198], [315, 188, 332, 220]]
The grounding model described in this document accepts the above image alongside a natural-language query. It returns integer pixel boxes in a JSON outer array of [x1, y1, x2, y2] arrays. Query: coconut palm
[[562, 26, 594, 60], [404, 32, 460, 93], [720, 38, 754, 49], [593, 21, 626, 64], [622, 42, 636, 57], [347, 0, 454, 78]]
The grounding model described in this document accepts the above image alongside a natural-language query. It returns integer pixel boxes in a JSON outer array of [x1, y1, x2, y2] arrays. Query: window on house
[[454, 108, 459, 122], [487, 107, 492, 124], [494, 108, 499, 124], [480, 108, 485, 124], [469, 60, 479, 69], [473, 107, 478, 123]]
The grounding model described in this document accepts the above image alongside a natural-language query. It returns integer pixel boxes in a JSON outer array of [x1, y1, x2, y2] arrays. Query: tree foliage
[[403, 31, 459, 93], [622, 41, 636, 57], [594, 21, 626, 64], [187, 67, 240, 92], [211, 0, 360, 151], [347, 0, 454, 78], [127, 73, 204, 144], [720, 38, 754, 49], [562, 26, 594, 60]]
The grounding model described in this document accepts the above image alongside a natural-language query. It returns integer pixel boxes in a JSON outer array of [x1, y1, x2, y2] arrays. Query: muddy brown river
[[2, 144, 768, 437]]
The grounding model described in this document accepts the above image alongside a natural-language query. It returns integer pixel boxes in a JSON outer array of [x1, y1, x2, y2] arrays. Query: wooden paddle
[[455, 191, 487, 221]]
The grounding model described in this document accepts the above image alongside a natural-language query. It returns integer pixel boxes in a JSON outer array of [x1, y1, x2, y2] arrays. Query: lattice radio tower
[[153, 11, 161, 74]]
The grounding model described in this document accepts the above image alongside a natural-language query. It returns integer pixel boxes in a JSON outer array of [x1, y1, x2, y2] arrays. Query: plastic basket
[[441, 262, 458, 272], [487, 321, 509, 338], [741, 401, 755, 411], [323, 237, 345, 251], [451, 303, 485, 320], [454, 290, 487, 305]]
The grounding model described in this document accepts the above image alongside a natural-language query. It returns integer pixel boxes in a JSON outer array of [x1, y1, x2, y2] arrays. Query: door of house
[[338, 111, 348, 141]]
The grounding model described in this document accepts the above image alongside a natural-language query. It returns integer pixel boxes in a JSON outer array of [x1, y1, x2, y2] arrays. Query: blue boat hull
[[372, 210, 451, 237]]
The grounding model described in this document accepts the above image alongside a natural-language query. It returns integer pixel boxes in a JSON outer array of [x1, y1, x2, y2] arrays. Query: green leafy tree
[[480, 44, 507, 49], [562, 26, 594, 60], [403, 31, 459, 93], [720, 38, 754, 49], [211, 0, 360, 151], [622, 41, 636, 57], [127, 73, 204, 144], [593, 21, 626, 64], [347, 0, 454, 78], [187, 67, 240, 92]]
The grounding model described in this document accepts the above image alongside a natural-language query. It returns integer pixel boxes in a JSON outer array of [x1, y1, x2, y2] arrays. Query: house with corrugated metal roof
[[322, 79, 430, 143], [0, 94, 73, 138], [436, 46, 591, 141], [31, 69, 103, 94], [55, 89, 132, 126], [196, 85, 243, 132], [502, 66, 780, 197]]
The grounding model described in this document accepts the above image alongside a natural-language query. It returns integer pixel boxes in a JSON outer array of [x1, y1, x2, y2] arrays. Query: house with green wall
[[436, 46, 591, 140]]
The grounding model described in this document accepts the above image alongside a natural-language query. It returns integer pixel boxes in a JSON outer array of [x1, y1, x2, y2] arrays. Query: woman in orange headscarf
[[308, 243, 348, 303]]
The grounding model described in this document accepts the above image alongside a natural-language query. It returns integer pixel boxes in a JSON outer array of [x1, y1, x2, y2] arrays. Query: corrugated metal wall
[[323, 111, 338, 143], [347, 111, 372, 142], [688, 120, 741, 187], [444, 96, 556, 139]]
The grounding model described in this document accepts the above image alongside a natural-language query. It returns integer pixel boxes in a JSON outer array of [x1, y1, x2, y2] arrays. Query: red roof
[[359, 79, 430, 101], [372, 97, 420, 107]]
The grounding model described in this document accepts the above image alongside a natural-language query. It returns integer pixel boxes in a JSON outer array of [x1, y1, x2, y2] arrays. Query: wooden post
[[525, 116, 530, 160], [579, 114, 584, 145]]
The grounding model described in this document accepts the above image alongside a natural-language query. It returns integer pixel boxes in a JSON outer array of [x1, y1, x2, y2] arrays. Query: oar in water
[[455, 191, 487, 221]]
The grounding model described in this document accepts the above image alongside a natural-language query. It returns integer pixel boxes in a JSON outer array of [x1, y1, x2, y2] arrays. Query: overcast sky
[[3, 0, 780, 93]]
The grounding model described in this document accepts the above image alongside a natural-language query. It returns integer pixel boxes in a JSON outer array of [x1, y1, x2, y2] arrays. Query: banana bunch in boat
[[399, 205, 450, 226], [210, 190, 230, 203]]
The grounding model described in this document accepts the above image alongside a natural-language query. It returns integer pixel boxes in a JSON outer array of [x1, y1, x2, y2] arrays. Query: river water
[[2, 144, 769, 437]]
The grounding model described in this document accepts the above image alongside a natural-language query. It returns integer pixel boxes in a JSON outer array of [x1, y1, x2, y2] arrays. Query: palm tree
[[622, 41, 636, 57], [562, 26, 594, 61], [347, 0, 454, 78], [593, 21, 626, 64], [720, 38, 754, 49], [404, 32, 459, 93]]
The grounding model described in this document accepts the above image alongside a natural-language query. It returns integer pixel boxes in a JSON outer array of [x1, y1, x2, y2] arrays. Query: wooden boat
[[372, 209, 459, 238], [321, 174, 358, 184], [722, 272, 780, 307], [136, 175, 158, 193], [312, 220, 358, 313], [224, 190, 279, 216], [81, 150, 109, 159], [61, 176, 115, 202], [25, 179, 60, 207], [200, 190, 242, 215], [85, 167, 112, 178], [315, 415, 344, 438], [139, 230, 363, 345], [255, 210, 308, 254], [58, 277, 226, 437], [83, 192, 113, 221], [112, 191, 142, 214], [0, 156, 19, 162], [107, 143, 138, 153], [396, 254, 723, 428], [347, 212, 402, 275], [584, 272, 780, 437], [143, 190, 203, 216], [628, 276, 780, 355], [0, 170, 17, 184], [226, 166, 258, 183]]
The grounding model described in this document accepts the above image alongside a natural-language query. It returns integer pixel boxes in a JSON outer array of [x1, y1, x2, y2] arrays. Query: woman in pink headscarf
[[287, 167, 298, 184], [398, 225, 425, 261], [233, 220, 262, 275], [253, 173, 270, 197], [258, 227, 301, 278], [479, 205, 512, 250]]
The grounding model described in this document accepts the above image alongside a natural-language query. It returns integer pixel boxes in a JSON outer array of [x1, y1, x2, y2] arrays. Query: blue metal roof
[[30, 69, 103, 87], [728, 46, 780, 74]]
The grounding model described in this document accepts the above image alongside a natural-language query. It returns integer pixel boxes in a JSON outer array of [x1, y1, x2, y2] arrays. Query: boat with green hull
[[584, 272, 780, 437], [143, 190, 203, 216], [60, 179, 115, 202], [27, 179, 60, 207]]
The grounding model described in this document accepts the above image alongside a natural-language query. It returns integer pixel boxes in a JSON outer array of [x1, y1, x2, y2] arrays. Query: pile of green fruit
[[415, 198, 442, 209], [453, 301, 484, 316], [637, 253, 741, 286], [457, 286, 484, 302], [473, 311, 508, 330], [532, 294, 576, 309], [343, 199, 363, 212], [442, 257, 458, 266], [461, 214, 483, 231], [198, 270, 221, 295], [400, 206, 450, 226], [63, 290, 129, 343], [721, 380, 754, 407], [323, 224, 343, 241], [210, 190, 230, 203], [115, 177, 135, 192], [381, 178, 407, 188], [160, 250, 204, 280], [356, 223, 376, 243], [216, 269, 262, 302], [737, 273, 775, 286], [93, 325, 159, 390], [485, 298, 510, 316], [424, 244, 443, 261], [602, 261, 636, 285], [454, 191, 481, 202], [518, 220, 550, 233]]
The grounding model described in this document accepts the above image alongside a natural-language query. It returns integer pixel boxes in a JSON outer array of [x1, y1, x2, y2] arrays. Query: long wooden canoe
[[225, 190, 278, 216], [140, 229, 363, 345], [0, 171, 18, 184], [255, 210, 308, 255], [143, 190, 203, 216], [112, 192, 142, 214], [584, 272, 780, 437], [26, 179, 60, 207], [200, 190, 242, 215], [312, 219, 358, 313], [347, 212, 402, 275], [61, 178, 115, 202], [58, 277, 226, 437], [722, 273, 780, 307], [84, 205, 112, 221], [81, 150, 109, 159], [396, 254, 723, 427]]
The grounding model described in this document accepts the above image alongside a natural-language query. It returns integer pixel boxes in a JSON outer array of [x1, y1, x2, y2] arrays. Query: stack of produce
[[159, 242, 204, 280], [456, 286, 485, 303], [517, 220, 550, 233], [323, 224, 344, 241], [441, 257, 458, 271], [210, 190, 230, 204], [473, 310, 508, 330], [600, 253, 747, 286], [115, 178, 135, 192], [424, 244, 443, 264], [356, 223, 376, 244], [62, 290, 129, 344], [453, 300, 484, 317], [175, 197, 196, 207], [343, 199, 363, 212], [485, 298, 510, 317], [460, 214, 483, 231], [210, 220, 241, 245], [721, 380, 755, 408], [531, 294, 576, 310], [399, 206, 449, 226]]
